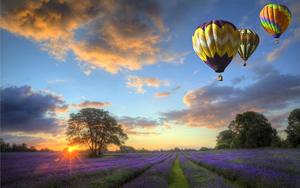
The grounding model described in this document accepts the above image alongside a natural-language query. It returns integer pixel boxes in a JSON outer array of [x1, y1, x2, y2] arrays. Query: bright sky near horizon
[[1, 0, 300, 151]]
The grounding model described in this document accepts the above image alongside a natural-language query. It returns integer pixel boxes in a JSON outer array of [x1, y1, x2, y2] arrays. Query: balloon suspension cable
[[275, 39, 279, 44], [243, 61, 247, 67], [218, 74, 223, 81]]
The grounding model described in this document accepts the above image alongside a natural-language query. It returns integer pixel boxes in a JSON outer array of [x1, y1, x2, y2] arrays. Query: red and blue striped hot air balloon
[[192, 20, 240, 81], [259, 3, 292, 44]]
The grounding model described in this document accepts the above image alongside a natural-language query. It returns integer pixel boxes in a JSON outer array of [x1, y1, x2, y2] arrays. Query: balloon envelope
[[237, 29, 259, 62], [259, 3, 291, 39], [192, 20, 240, 73]]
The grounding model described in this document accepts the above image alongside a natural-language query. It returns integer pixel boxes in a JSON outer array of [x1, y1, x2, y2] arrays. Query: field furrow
[[182, 150, 300, 188], [120, 152, 176, 188], [1, 152, 171, 188], [179, 152, 240, 188]]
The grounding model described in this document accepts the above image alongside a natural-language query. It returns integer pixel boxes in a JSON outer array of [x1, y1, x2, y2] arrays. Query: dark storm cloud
[[1, 85, 68, 135], [160, 65, 300, 129]]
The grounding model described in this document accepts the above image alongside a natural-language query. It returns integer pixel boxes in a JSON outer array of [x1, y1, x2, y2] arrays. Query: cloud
[[231, 76, 246, 85], [70, 100, 111, 108], [47, 79, 67, 84], [238, 15, 249, 28], [266, 38, 292, 62], [126, 75, 170, 94], [123, 131, 161, 136], [1, 85, 69, 135], [154, 86, 180, 98], [289, 0, 300, 22], [268, 112, 289, 129], [40, 89, 50, 93], [1, 0, 189, 74], [154, 92, 171, 98], [117, 116, 162, 137], [0, 134, 55, 147], [256, 0, 271, 7], [118, 116, 160, 130], [163, 124, 172, 130], [172, 85, 181, 91], [266, 26, 300, 62], [160, 65, 300, 129]]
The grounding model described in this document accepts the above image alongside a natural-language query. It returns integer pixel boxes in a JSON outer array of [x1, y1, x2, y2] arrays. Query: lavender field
[[1, 149, 300, 188]]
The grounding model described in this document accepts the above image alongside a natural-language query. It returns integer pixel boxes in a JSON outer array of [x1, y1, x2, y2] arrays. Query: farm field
[[1, 149, 300, 188]]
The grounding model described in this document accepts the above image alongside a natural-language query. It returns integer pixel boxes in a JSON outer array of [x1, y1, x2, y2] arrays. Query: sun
[[68, 148, 73, 152]]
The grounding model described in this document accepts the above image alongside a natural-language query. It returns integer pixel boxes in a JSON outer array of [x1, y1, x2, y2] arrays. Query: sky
[[1, 0, 300, 151]]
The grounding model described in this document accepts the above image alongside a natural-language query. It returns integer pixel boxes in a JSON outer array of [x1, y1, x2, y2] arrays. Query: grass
[[103, 155, 118, 158], [169, 153, 189, 188]]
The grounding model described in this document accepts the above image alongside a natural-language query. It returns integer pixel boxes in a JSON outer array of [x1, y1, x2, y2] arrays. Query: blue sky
[[1, 0, 300, 150]]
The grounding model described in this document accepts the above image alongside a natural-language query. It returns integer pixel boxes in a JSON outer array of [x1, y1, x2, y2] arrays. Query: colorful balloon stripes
[[192, 20, 240, 73], [259, 3, 292, 39], [237, 29, 260, 66]]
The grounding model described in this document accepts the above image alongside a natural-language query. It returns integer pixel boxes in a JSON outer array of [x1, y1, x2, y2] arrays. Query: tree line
[[0, 139, 54, 152], [215, 108, 300, 149]]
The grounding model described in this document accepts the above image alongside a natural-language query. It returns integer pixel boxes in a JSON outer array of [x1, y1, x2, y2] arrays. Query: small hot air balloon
[[192, 20, 240, 81], [237, 29, 260, 66], [259, 3, 292, 44]]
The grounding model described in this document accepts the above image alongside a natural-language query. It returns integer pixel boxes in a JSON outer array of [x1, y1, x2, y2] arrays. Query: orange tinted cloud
[[154, 92, 171, 98], [163, 124, 172, 130], [127, 75, 170, 94], [161, 67, 300, 129], [70, 100, 111, 108], [1, 0, 188, 74]]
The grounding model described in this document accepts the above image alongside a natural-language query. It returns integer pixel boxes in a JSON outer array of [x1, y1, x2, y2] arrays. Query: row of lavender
[[184, 149, 300, 175], [178, 152, 239, 188], [182, 149, 300, 188], [120, 152, 177, 188], [1, 152, 171, 188], [70, 152, 175, 188]]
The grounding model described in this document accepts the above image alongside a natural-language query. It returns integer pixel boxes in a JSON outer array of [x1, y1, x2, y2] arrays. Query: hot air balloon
[[237, 29, 260, 66], [259, 3, 292, 44], [192, 20, 240, 81]]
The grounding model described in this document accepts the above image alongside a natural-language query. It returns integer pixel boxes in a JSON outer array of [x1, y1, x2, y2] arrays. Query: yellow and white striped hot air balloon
[[192, 20, 240, 81]]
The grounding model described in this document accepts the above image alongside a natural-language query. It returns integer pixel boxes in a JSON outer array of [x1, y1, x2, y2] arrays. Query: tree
[[216, 130, 233, 145], [199, 147, 211, 151], [21, 143, 28, 152], [66, 108, 128, 157], [119, 145, 136, 153], [228, 111, 277, 148], [1, 138, 7, 152], [216, 143, 230, 150], [285, 108, 300, 148], [28, 146, 38, 152]]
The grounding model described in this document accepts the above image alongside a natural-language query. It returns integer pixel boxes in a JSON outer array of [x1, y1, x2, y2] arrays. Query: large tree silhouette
[[66, 108, 128, 157]]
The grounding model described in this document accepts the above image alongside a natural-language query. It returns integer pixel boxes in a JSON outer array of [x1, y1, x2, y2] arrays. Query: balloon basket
[[218, 74, 223, 81]]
